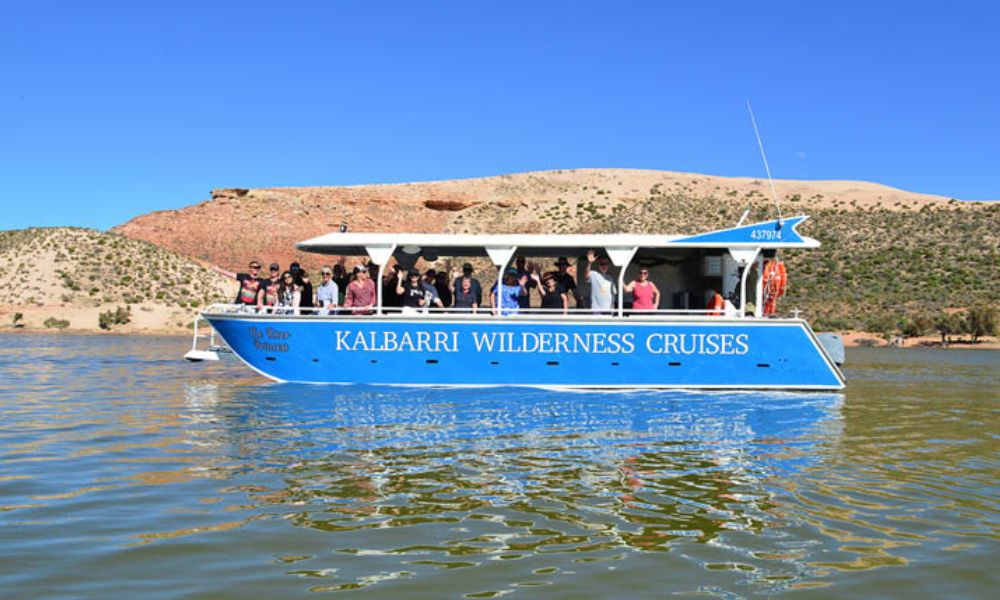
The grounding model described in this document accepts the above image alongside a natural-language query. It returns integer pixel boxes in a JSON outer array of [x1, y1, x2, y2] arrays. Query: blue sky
[[1, 0, 997, 230]]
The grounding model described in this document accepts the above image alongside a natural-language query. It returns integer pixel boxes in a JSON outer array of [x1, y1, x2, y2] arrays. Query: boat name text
[[330, 330, 750, 356], [249, 326, 291, 352]]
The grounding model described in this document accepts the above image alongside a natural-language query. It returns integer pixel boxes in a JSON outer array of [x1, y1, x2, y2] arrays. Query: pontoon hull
[[205, 315, 845, 390]]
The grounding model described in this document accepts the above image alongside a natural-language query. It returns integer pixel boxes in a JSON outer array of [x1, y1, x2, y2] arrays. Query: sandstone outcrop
[[113, 168, 962, 275]]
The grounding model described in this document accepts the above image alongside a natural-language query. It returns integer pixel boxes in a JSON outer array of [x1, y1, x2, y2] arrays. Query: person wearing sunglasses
[[275, 271, 301, 315], [257, 263, 283, 312], [624, 267, 661, 313], [396, 268, 444, 314], [316, 266, 339, 315], [212, 260, 266, 309]]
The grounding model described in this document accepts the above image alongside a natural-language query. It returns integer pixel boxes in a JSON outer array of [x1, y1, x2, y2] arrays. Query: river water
[[1, 334, 997, 598]]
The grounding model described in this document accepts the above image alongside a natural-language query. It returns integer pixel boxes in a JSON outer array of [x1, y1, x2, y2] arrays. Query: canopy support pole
[[365, 244, 396, 315], [606, 247, 638, 318], [485, 246, 517, 318], [728, 248, 760, 319]]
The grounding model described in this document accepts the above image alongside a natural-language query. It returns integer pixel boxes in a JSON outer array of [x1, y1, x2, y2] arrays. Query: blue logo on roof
[[675, 216, 809, 245]]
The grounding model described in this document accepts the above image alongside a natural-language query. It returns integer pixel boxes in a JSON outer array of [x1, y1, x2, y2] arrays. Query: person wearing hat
[[256, 263, 283, 311], [396, 268, 443, 314], [583, 250, 617, 315], [489, 267, 528, 316], [531, 270, 569, 315], [344, 263, 377, 315], [451, 263, 482, 307], [553, 257, 582, 308]]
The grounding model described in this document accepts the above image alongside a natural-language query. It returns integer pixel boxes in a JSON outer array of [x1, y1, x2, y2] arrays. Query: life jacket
[[762, 259, 788, 316], [763, 260, 787, 296], [708, 292, 725, 316]]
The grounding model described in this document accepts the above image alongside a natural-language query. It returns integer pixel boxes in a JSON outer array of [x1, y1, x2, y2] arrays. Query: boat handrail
[[200, 303, 763, 319]]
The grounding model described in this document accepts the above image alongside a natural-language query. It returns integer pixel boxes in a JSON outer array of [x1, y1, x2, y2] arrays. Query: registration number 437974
[[750, 229, 782, 241]]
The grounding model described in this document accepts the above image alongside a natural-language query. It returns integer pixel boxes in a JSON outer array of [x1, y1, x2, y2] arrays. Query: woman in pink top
[[624, 268, 660, 312], [345, 264, 377, 314]]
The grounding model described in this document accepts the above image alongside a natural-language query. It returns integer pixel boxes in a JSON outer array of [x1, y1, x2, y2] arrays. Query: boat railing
[[183, 312, 232, 361], [201, 303, 754, 319]]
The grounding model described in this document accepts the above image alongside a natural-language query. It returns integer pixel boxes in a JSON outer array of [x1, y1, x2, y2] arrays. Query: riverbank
[[0, 304, 194, 336], [838, 329, 999, 349]]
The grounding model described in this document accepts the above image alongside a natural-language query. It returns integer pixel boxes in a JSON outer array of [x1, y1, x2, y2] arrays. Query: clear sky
[[1, 0, 997, 231]]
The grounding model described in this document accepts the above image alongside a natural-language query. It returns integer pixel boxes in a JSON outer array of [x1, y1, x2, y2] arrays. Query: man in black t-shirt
[[553, 257, 582, 308], [396, 269, 443, 311], [215, 260, 267, 306], [258, 263, 282, 309]]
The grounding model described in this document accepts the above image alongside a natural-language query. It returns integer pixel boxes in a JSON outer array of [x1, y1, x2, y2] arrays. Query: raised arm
[[517, 275, 529, 296], [529, 270, 543, 296], [212, 264, 237, 280], [582, 250, 597, 278]]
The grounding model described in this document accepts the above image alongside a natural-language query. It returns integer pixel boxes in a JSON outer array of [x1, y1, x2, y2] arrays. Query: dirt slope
[[0, 228, 231, 333]]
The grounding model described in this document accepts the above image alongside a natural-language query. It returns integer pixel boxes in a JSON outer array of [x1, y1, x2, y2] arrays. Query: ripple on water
[[0, 335, 997, 598]]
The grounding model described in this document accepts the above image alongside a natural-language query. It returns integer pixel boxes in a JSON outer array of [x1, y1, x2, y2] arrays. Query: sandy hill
[[0, 228, 231, 332], [109, 168, 998, 332], [112, 168, 963, 273]]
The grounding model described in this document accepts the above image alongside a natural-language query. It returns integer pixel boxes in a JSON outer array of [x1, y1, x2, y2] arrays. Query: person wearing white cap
[[345, 263, 376, 315]]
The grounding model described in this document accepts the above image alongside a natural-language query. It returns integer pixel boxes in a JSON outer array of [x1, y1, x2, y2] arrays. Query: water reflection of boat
[[189, 217, 845, 389], [183, 384, 843, 551]]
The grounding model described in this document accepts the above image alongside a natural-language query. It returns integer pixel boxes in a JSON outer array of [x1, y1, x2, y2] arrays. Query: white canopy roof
[[295, 216, 820, 259]]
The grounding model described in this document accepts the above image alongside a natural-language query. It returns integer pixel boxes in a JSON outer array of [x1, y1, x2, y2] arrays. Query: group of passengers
[[221, 253, 663, 316]]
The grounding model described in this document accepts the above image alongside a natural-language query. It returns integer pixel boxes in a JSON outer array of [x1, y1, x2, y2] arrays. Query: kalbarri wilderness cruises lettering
[[187, 216, 845, 390], [328, 329, 750, 357]]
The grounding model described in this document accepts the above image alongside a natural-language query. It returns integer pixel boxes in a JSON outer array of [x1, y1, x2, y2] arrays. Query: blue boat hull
[[205, 315, 845, 390]]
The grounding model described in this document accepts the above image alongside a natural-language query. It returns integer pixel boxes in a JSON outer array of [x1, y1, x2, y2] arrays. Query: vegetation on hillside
[[0, 227, 229, 329], [566, 189, 998, 335]]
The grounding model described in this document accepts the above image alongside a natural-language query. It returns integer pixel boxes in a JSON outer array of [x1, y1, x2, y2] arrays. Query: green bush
[[43, 317, 70, 329], [98, 305, 131, 330], [966, 305, 997, 342], [901, 311, 933, 337]]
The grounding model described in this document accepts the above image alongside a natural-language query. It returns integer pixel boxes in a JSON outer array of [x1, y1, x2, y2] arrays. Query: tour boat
[[186, 216, 846, 390]]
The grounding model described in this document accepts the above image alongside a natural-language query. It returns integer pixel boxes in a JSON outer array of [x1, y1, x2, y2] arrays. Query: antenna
[[736, 207, 751, 227], [746, 100, 783, 224]]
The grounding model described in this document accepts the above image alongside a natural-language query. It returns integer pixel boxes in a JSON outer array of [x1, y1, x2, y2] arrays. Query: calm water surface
[[1, 335, 997, 598]]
